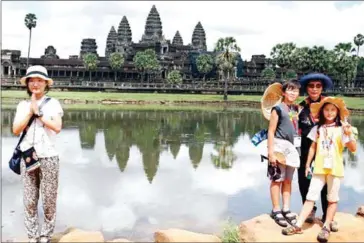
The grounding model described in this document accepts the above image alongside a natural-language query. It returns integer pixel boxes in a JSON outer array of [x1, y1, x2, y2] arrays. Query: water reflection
[[1, 108, 363, 241]]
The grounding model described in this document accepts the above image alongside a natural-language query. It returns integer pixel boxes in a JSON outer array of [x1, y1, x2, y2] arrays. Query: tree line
[[262, 34, 364, 87]]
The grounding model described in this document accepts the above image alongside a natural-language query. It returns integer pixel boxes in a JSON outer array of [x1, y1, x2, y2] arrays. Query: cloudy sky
[[2, 1, 364, 61]]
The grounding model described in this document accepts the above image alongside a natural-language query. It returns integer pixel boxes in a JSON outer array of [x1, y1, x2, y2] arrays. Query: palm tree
[[354, 34, 364, 56], [82, 53, 98, 82], [214, 37, 241, 101], [24, 13, 37, 68]]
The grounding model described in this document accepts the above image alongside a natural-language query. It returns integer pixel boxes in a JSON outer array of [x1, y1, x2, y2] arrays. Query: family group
[[256, 73, 357, 242]]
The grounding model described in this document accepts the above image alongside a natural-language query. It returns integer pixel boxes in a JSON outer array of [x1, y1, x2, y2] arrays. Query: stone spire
[[141, 5, 163, 43], [80, 38, 98, 58], [172, 31, 183, 46], [105, 26, 117, 57], [191, 21, 207, 51], [117, 16, 132, 44]]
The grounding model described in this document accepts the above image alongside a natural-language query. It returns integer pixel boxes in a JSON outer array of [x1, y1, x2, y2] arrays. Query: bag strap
[[16, 97, 51, 147]]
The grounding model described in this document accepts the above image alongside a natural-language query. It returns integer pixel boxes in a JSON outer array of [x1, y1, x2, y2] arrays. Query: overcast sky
[[2, 1, 364, 60]]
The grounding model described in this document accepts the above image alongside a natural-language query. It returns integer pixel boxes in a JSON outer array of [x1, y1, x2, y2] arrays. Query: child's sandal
[[270, 210, 288, 227], [282, 210, 297, 225], [282, 225, 303, 235]]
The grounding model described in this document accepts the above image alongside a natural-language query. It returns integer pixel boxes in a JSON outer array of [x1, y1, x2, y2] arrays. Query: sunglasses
[[307, 83, 323, 89]]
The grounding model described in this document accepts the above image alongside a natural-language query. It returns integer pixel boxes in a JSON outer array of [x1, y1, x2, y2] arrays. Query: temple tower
[[80, 38, 98, 58], [140, 5, 163, 43], [191, 22, 207, 51], [172, 31, 183, 46], [117, 16, 132, 44], [105, 26, 117, 57]]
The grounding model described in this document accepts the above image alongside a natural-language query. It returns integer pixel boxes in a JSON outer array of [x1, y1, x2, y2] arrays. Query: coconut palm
[[24, 13, 37, 68], [82, 53, 99, 82], [214, 37, 241, 101], [354, 34, 364, 56]]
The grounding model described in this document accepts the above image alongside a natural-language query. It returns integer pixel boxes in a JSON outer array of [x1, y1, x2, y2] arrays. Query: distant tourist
[[263, 79, 301, 227], [297, 73, 333, 224], [282, 97, 357, 243], [12, 65, 63, 243]]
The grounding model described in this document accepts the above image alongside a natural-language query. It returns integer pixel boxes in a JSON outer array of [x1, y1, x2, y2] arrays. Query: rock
[[154, 228, 221, 242], [239, 212, 364, 242], [58, 229, 104, 242], [51, 227, 77, 242], [107, 239, 132, 242], [357, 206, 364, 217]]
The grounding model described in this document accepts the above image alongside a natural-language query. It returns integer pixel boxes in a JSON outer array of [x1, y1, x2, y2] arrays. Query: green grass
[[1, 90, 364, 109], [1, 90, 262, 102], [220, 218, 240, 243]]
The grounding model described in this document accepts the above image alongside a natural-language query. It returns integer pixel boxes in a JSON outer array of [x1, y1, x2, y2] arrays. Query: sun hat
[[261, 82, 283, 120], [20, 65, 53, 86], [299, 73, 333, 91], [310, 97, 350, 121]]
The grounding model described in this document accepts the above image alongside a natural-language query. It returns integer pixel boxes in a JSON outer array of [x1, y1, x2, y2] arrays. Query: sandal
[[270, 210, 288, 227], [282, 225, 303, 235], [317, 226, 330, 243], [282, 210, 297, 225], [330, 221, 339, 232]]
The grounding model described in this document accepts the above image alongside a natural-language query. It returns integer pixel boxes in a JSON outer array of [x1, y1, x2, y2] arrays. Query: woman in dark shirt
[[298, 73, 334, 226]]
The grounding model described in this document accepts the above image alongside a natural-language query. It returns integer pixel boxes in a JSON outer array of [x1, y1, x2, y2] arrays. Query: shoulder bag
[[9, 97, 51, 175]]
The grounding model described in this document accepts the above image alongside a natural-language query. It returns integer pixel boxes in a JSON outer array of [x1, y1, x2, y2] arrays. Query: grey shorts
[[271, 164, 295, 182]]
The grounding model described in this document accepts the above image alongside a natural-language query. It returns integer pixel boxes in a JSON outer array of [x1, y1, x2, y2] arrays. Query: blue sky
[[2, 1, 364, 60]]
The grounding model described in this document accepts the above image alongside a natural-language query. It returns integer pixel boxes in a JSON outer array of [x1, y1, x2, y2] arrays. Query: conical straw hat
[[261, 82, 283, 120]]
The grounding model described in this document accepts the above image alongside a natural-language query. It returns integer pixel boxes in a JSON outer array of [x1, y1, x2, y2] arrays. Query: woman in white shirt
[[12, 65, 63, 243]]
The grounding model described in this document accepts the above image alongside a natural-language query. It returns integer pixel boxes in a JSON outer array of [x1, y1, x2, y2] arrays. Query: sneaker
[[330, 221, 339, 232], [305, 209, 315, 223], [29, 238, 38, 243]]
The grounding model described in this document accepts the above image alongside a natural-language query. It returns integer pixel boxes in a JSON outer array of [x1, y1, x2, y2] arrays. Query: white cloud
[[2, 1, 364, 60]]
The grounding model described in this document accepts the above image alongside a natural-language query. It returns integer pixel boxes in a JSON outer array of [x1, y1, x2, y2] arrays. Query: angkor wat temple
[[0, 5, 268, 83], [1, 4, 363, 87]]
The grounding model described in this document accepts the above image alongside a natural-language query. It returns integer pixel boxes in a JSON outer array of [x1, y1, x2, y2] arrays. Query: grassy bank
[[2, 90, 364, 109]]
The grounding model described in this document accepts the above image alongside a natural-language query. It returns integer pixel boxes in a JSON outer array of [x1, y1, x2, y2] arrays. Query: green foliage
[[220, 218, 240, 243], [284, 69, 297, 80], [133, 49, 160, 72], [24, 13, 37, 29], [354, 33, 364, 56], [83, 53, 99, 71], [271, 41, 359, 86], [196, 54, 214, 80], [109, 52, 124, 70], [167, 70, 182, 85], [270, 43, 296, 69], [358, 57, 364, 72], [261, 67, 276, 80]]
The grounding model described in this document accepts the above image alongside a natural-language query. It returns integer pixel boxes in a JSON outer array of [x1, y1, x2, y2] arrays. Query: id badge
[[323, 157, 333, 169], [294, 136, 301, 148]]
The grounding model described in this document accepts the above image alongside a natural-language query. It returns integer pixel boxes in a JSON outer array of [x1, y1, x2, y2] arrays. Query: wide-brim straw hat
[[20, 65, 53, 86], [310, 97, 350, 121], [299, 73, 333, 91], [261, 82, 283, 120]]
